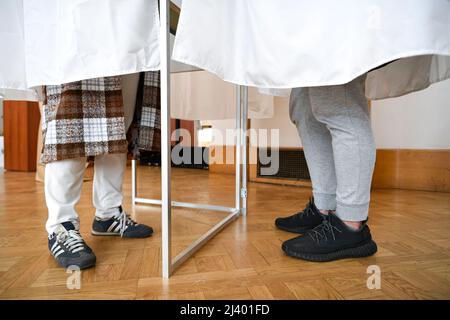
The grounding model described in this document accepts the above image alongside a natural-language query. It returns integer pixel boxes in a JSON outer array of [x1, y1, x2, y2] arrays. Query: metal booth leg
[[160, 0, 172, 279], [241, 86, 248, 216], [131, 0, 249, 278]]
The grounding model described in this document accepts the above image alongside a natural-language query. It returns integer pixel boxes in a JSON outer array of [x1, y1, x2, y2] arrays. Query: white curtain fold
[[0, 0, 36, 100], [23, 0, 160, 87], [0, 0, 160, 100], [172, 0, 450, 99], [171, 71, 274, 120]]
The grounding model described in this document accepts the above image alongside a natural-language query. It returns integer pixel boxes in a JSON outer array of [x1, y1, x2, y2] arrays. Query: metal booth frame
[[131, 0, 249, 278]]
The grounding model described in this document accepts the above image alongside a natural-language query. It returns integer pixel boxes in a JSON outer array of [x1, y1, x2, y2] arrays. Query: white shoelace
[[56, 229, 85, 253], [117, 210, 138, 237]]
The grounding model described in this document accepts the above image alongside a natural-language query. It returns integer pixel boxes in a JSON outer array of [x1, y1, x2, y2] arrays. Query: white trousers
[[45, 74, 139, 234]]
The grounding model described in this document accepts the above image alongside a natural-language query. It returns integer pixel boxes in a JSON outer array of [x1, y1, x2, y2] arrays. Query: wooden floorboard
[[0, 166, 449, 299]]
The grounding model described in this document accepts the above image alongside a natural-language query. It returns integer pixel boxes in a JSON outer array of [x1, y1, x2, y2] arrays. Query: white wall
[[208, 119, 234, 146], [209, 96, 301, 147], [371, 78, 450, 149], [250, 97, 301, 147], [210, 79, 450, 150]]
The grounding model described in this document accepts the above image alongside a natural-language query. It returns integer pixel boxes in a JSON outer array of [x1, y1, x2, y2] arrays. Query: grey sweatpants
[[289, 75, 376, 221]]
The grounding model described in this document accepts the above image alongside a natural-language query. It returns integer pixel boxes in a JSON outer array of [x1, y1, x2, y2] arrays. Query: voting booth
[[1, 0, 450, 278], [0, 0, 251, 278]]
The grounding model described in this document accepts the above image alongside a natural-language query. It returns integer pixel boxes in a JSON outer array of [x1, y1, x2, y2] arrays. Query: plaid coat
[[41, 72, 160, 163]]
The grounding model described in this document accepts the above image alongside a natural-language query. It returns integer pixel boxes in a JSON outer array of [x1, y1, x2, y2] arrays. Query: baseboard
[[209, 145, 450, 192], [372, 149, 450, 192]]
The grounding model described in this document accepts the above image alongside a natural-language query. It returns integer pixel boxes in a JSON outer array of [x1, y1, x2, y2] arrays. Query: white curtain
[[0, 0, 36, 100], [173, 0, 450, 99], [23, 0, 160, 87], [0, 0, 160, 100], [171, 71, 274, 120]]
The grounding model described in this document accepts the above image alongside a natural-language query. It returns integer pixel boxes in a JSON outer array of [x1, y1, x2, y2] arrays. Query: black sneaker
[[275, 198, 325, 234], [282, 213, 377, 262], [48, 221, 96, 269], [91, 206, 153, 238]]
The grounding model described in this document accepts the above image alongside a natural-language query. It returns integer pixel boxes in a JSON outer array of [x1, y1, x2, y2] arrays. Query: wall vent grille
[[257, 148, 310, 180]]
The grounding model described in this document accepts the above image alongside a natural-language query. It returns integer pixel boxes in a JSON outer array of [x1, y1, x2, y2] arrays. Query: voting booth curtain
[[172, 0, 450, 99], [0, 0, 160, 95]]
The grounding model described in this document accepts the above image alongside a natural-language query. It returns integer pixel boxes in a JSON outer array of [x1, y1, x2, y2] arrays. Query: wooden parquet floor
[[0, 166, 449, 299]]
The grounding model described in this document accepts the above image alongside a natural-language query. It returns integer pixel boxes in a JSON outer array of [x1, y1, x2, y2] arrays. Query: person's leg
[[289, 87, 337, 212], [92, 152, 127, 219], [275, 87, 337, 233], [45, 157, 86, 234], [91, 73, 153, 238], [308, 75, 376, 226], [281, 75, 377, 261], [91, 152, 152, 237], [92, 73, 138, 219], [45, 157, 96, 269]]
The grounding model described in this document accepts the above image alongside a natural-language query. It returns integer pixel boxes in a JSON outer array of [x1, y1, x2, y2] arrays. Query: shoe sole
[[91, 230, 122, 236], [91, 229, 153, 238], [282, 240, 378, 262], [56, 256, 96, 270], [68, 259, 96, 270]]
